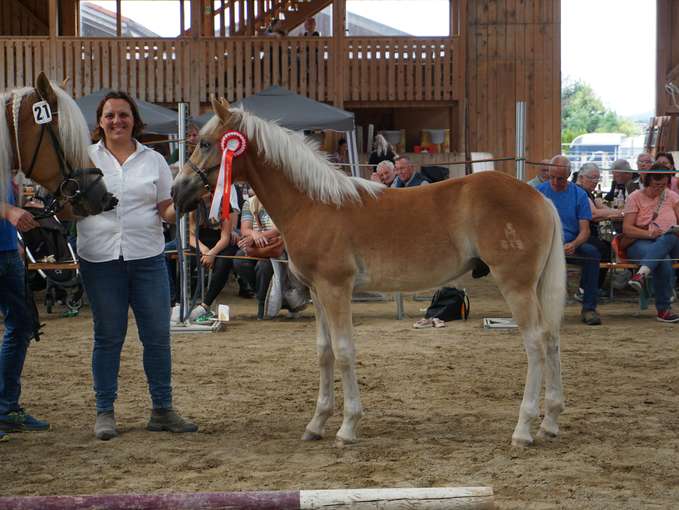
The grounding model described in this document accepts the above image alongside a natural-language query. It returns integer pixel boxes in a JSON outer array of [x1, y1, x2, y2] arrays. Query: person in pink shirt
[[623, 164, 679, 322], [655, 152, 678, 193]]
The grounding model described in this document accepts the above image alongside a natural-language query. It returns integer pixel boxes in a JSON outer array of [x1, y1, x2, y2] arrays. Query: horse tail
[[538, 198, 566, 335]]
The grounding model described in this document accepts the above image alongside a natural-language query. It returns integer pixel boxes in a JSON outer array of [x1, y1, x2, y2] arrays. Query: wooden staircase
[[214, 0, 333, 36]]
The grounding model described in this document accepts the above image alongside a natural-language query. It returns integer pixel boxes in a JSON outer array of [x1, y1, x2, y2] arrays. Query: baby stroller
[[17, 204, 83, 315]]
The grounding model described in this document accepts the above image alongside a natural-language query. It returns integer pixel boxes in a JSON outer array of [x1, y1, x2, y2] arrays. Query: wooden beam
[[116, 0, 121, 36], [49, 0, 58, 37], [60, 0, 78, 36], [49, 0, 58, 79], [202, 0, 213, 36], [191, 0, 202, 38], [332, 0, 346, 108], [656, 0, 671, 115]]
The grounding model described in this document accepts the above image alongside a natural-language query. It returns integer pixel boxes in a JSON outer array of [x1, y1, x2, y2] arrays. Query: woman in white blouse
[[77, 91, 197, 440]]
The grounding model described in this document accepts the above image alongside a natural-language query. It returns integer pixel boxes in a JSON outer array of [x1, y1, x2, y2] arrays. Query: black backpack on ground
[[425, 287, 470, 321]]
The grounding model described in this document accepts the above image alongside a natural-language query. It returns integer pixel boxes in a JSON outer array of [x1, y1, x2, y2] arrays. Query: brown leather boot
[[147, 408, 198, 433]]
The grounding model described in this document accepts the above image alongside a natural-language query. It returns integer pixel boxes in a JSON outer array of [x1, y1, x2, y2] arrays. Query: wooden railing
[[0, 36, 461, 108], [343, 38, 459, 103]]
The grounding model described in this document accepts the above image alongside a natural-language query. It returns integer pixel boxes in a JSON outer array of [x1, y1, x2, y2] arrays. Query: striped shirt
[[241, 198, 275, 232]]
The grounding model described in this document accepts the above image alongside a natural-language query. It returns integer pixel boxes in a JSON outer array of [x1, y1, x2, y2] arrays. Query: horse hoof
[[537, 427, 559, 441], [511, 435, 534, 448], [335, 435, 358, 448], [302, 430, 323, 441]]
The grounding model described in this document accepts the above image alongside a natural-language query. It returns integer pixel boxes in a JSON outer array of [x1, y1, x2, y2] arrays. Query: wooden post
[[332, 0, 346, 108], [60, 0, 78, 36], [656, 0, 671, 115], [202, 0, 213, 36], [48, 0, 58, 80], [189, 0, 203, 115], [116, 0, 121, 36]]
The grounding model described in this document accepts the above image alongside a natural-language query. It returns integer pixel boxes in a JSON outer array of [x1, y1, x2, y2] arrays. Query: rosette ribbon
[[209, 130, 247, 221]]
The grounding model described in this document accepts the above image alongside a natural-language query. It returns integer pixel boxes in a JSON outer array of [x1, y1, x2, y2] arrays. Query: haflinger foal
[[172, 98, 567, 448]]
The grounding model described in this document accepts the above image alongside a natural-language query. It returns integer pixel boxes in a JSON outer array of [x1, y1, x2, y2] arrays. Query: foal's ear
[[35, 72, 58, 104], [212, 97, 231, 124]]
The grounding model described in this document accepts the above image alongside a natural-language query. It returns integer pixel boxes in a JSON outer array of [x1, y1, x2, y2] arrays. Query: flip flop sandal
[[413, 318, 433, 329]]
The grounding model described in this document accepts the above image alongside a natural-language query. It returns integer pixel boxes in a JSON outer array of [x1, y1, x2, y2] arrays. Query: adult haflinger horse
[[172, 98, 567, 447], [1, 72, 116, 216]]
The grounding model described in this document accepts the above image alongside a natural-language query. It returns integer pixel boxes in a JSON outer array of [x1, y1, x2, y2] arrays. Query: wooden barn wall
[[657, 0, 679, 116], [466, 0, 560, 176], [0, 0, 49, 36]]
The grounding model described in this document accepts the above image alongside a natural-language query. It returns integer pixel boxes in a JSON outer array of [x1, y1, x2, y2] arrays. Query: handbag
[[425, 287, 470, 321], [615, 190, 667, 259], [245, 236, 285, 258]]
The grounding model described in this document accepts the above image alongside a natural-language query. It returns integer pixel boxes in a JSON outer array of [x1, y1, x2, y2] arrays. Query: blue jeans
[[0, 251, 33, 414], [627, 234, 679, 312], [79, 254, 172, 412], [567, 242, 600, 311]]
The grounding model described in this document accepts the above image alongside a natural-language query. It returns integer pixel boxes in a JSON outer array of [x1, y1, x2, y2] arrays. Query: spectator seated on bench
[[621, 167, 679, 323], [575, 163, 624, 300], [538, 155, 602, 325], [233, 195, 307, 320]]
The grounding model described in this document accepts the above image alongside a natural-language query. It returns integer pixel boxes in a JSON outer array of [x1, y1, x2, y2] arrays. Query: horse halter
[[186, 157, 220, 190], [9, 89, 109, 216]]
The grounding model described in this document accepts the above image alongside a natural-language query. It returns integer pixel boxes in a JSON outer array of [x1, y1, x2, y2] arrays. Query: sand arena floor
[[2, 274, 679, 509]]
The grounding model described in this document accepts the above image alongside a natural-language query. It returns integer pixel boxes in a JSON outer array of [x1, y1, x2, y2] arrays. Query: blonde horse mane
[[202, 109, 384, 206], [0, 82, 91, 202]]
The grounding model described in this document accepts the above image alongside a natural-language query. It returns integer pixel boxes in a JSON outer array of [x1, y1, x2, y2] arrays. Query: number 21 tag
[[32, 101, 52, 124]]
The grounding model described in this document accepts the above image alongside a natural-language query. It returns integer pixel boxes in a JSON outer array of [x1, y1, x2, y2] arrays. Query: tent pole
[[347, 129, 359, 177], [177, 103, 190, 322]]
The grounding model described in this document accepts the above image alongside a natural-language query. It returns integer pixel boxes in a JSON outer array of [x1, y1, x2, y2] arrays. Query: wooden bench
[[28, 262, 79, 271]]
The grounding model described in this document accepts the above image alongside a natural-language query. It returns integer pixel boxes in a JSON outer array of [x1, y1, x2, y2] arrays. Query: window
[[80, 1, 191, 37], [346, 1, 450, 37]]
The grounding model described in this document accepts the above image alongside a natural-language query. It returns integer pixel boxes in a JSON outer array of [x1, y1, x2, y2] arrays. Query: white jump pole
[[515, 101, 527, 181], [0, 487, 495, 509]]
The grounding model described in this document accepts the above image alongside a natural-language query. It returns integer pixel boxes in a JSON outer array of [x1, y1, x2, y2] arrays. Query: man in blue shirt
[[0, 184, 49, 442], [538, 155, 602, 325], [393, 157, 430, 188]]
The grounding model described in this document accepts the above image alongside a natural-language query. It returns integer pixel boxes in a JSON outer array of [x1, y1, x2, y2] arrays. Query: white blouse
[[77, 140, 172, 263]]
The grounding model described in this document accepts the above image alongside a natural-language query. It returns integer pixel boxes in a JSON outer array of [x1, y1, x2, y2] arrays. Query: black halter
[[186, 158, 220, 190], [12, 91, 106, 217]]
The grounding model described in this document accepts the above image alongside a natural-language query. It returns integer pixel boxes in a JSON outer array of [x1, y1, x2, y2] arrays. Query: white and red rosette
[[209, 130, 247, 221]]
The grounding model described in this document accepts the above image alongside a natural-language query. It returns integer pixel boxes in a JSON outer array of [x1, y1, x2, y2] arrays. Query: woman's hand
[[648, 225, 664, 239], [238, 235, 254, 251], [251, 230, 268, 247], [201, 252, 216, 269]]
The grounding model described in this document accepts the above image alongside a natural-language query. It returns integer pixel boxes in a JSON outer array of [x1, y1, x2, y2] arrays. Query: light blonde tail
[[538, 199, 566, 336]]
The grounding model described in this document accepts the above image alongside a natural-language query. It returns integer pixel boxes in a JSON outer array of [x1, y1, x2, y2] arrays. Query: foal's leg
[[499, 286, 545, 447], [538, 330, 564, 440], [302, 289, 335, 440], [313, 282, 362, 445]]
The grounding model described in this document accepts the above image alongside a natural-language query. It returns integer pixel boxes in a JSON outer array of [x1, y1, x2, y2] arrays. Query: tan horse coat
[[1, 72, 113, 216], [172, 99, 567, 447]]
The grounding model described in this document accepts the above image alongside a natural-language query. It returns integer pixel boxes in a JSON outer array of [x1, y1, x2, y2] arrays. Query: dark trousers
[[0, 251, 32, 415], [567, 242, 600, 311], [233, 252, 273, 303]]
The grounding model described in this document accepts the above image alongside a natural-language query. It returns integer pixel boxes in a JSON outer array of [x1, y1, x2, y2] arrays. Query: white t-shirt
[[77, 140, 172, 262]]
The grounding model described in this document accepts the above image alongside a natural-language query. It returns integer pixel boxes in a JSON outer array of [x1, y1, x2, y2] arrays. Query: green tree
[[561, 80, 638, 144]]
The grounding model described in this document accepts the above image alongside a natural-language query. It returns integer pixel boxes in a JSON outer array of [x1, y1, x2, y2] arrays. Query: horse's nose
[[102, 193, 118, 211]]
